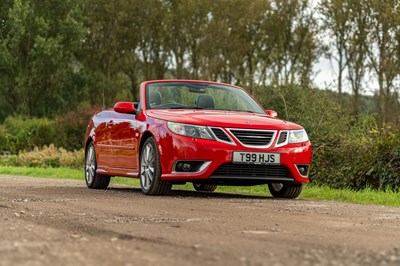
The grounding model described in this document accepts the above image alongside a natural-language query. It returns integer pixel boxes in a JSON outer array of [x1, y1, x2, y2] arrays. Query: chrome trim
[[208, 127, 236, 146], [275, 130, 289, 147], [295, 164, 310, 177], [227, 128, 277, 149]]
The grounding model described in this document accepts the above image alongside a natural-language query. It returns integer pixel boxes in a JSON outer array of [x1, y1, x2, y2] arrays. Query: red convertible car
[[85, 80, 312, 198]]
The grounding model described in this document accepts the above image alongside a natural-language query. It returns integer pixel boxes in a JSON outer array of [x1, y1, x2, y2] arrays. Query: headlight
[[289, 129, 309, 143], [167, 122, 215, 140]]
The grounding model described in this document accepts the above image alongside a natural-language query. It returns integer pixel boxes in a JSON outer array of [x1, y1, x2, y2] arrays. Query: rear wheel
[[140, 137, 171, 195], [268, 183, 303, 198], [193, 183, 218, 192], [85, 143, 110, 189]]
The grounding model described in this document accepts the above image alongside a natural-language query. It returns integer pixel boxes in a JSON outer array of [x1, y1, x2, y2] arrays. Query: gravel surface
[[1, 175, 400, 266]]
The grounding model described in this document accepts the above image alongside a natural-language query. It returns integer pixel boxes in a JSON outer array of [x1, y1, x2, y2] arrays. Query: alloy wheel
[[140, 143, 155, 191], [85, 145, 96, 184]]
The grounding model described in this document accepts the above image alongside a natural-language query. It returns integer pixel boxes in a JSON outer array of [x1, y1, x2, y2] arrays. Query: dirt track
[[1, 175, 400, 266]]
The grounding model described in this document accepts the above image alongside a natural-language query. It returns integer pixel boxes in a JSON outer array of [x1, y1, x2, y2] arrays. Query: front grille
[[211, 164, 292, 179], [277, 131, 288, 144], [229, 129, 275, 147], [211, 128, 232, 143]]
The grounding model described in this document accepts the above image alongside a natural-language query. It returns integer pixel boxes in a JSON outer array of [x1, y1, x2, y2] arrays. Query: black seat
[[195, 95, 215, 109], [149, 91, 162, 105]]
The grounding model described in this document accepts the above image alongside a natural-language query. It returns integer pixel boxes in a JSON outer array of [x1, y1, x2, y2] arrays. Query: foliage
[[53, 108, 97, 150], [0, 109, 95, 153], [1, 0, 400, 122], [256, 84, 350, 146], [321, 0, 400, 124], [313, 124, 400, 191], [0, 0, 85, 120], [256, 84, 400, 191], [1, 116, 57, 154], [0, 125, 7, 153], [1, 0, 322, 121], [0, 144, 83, 168]]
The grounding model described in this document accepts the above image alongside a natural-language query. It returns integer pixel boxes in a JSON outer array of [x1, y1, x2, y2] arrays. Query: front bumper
[[157, 132, 312, 184]]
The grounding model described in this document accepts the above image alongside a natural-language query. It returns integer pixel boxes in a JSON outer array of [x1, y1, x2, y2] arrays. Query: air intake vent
[[277, 131, 288, 144], [210, 128, 232, 143], [211, 164, 292, 179], [229, 129, 275, 147]]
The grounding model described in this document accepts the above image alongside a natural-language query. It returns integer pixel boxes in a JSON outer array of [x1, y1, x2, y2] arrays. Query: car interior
[[149, 91, 162, 106], [194, 95, 215, 109]]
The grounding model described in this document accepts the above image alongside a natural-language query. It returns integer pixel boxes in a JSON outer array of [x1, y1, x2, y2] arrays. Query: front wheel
[[85, 143, 110, 189], [268, 183, 303, 198], [140, 137, 171, 195]]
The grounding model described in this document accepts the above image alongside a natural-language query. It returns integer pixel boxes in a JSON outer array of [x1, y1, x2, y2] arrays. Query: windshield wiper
[[237, 110, 257, 113], [213, 108, 256, 113]]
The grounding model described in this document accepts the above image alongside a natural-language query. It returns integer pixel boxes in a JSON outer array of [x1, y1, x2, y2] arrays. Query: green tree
[[344, 0, 370, 119], [82, 0, 141, 105], [0, 0, 85, 119], [164, 0, 212, 80], [135, 0, 169, 80], [368, 0, 400, 126], [320, 0, 351, 102], [266, 0, 319, 86]]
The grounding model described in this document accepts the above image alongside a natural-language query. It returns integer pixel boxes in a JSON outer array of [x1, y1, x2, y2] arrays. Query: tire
[[85, 142, 110, 189], [268, 183, 303, 199], [193, 183, 218, 192], [140, 137, 171, 195]]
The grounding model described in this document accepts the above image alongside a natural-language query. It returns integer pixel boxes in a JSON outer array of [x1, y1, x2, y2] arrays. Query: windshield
[[146, 82, 265, 114]]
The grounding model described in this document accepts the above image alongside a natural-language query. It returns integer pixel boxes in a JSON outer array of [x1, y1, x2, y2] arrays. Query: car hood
[[146, 109, 303, 130]]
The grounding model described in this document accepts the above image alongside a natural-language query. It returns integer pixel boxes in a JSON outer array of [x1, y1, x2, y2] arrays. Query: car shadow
[[108, 186, 271, 200]]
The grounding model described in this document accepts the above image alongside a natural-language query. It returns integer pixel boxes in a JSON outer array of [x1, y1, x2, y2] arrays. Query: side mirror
[[114, 102, 137, 114], [266, 110, 278, 118]]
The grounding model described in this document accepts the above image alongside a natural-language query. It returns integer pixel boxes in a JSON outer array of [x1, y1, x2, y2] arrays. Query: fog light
[[296, 165, 309, 176], [182, 163, 192, 171], [174, 161, 210, 173]]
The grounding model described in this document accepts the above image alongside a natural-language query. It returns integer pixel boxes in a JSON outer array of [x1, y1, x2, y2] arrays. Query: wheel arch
[[85, 137, 94, 153], [139, 131, 155, 156], [84, 137, 94, 167]]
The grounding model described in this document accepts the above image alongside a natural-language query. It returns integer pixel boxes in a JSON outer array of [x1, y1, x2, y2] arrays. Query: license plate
[[232, 152, 280, 164]]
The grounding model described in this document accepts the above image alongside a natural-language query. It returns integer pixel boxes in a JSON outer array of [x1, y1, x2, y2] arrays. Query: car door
[[108, 112, 140, 170], [93, 111, 113, 167]]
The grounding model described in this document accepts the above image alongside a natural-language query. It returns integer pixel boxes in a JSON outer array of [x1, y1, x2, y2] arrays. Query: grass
[[1, 166, 400, 207], [0, 166, 83, 180]]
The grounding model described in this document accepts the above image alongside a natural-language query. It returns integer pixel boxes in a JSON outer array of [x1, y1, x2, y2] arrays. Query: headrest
[[195, 95, 215, 109]]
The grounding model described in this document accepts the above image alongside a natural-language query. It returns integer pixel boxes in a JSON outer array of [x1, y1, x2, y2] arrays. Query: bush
[[255, 84, 352, 149], [1, 116, 58, 154], [0, 108, 96, 154], [312, 122, 400, 191], [0, 144, 84, 169], [53, 108, 97, 151], [254, 85, 400, 191], [0, 154, 19, 166], [0, 125, 7, 154]]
